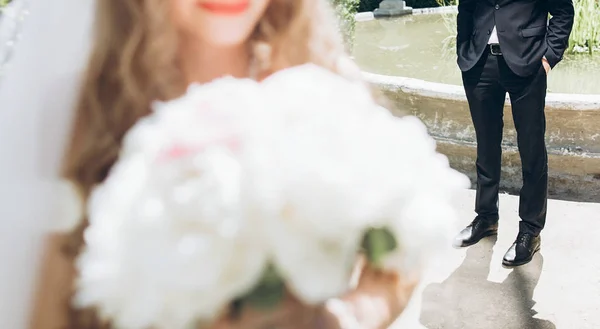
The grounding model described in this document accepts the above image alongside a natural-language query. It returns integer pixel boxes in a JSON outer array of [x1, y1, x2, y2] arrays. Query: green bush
[[332, 0, 360, 49], [569, 0, 600, 54]]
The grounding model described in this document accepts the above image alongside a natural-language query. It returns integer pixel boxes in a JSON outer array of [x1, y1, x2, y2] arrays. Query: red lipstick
[[197, 1, 250, 15]]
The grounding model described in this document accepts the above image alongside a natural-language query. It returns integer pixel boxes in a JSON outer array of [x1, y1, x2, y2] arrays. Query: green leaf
[[361, 227, 398, 267], [331, 0, 359, 50], [239, 265, 286, 310]]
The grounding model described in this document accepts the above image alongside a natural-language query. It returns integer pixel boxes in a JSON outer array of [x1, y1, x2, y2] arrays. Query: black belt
[[489, 43, 502, 56]]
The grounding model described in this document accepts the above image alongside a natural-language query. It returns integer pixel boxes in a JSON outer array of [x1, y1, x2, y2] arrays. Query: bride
[[0, 0, 432, 328]]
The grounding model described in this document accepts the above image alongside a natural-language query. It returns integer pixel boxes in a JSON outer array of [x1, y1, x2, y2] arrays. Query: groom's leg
[[462, 52, 507, 221], [503, 61, 548, 236]]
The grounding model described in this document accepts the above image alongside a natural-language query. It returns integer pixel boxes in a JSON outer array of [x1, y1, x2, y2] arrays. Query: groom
[[453, 0, 574, 266]]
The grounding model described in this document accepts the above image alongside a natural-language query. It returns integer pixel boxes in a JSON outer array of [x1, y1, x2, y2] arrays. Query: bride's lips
[[196, 1, 250, 15]]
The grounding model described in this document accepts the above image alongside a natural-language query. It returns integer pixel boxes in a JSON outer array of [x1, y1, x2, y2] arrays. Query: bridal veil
[[0, 0, 94, 327]]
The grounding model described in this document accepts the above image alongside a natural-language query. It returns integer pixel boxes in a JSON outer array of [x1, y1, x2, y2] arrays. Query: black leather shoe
[[452, 217, 498, 248], [502, 232, 541, 267]]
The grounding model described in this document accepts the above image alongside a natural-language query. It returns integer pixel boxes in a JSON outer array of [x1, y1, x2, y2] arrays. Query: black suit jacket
[[456, 0, 574, 77]]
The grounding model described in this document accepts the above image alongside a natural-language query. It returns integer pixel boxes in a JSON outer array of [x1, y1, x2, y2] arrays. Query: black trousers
[[462, 50, 548, 236]]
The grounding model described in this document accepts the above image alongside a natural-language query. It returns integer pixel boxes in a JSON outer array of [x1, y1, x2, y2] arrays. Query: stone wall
[[365, 72, 600, 202]]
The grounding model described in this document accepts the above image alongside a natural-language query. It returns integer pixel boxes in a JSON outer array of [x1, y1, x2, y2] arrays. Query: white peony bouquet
[[74, 64, 469, 329]]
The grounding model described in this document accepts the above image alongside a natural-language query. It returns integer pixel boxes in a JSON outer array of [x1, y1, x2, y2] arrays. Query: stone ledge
[[363, 71, 600, 110], [355, 12, 375, 21], [412, 5, 458, 15], [376, 87, 600, 154], [437, 140, 600, 203], [355, 5, 457, 21], [363, 71, 600, 201]]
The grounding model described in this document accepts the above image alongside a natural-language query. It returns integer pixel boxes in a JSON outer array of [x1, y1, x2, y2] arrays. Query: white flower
[[74, 78, 273, 329], [74, 64, 471, 329], [371, 116, 471, 272], [256, 65, 387, 303], [263, 65, 470, 287]]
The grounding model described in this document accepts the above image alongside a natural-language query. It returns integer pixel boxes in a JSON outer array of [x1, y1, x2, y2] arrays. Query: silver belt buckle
[[490, 44, 502, 56]]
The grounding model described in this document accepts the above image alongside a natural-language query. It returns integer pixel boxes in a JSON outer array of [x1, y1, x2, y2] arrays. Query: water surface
[[354, 14, 600, 95]]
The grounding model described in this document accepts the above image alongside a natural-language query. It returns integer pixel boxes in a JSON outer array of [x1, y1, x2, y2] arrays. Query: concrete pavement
[[392, 189, 600, 329]]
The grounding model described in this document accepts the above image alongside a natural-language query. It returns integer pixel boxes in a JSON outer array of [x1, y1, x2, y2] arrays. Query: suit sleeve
[[545, 0, 575, 68], [456, 0, 476, 47]]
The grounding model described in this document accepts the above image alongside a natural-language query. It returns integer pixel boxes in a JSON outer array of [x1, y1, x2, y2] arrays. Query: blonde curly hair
[[58, 0, 368, 327], [63, 0, 358, 196]]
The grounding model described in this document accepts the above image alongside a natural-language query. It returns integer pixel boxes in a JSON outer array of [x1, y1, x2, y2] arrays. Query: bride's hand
[[210, 265, 419, 329], [323, 266, 419, 329], [210, 293, 320, 329]]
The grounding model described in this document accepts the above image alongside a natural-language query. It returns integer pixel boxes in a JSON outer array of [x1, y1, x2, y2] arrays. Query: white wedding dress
[[0, 0, 94, 327]]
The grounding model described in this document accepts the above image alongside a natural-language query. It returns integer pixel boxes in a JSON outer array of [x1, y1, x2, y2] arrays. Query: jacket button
[[487, 30, 491, 35], [495, 4, 500, 9]]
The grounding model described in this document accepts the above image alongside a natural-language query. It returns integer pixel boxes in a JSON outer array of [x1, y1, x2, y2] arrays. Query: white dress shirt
[[488, 26, 499, 44]]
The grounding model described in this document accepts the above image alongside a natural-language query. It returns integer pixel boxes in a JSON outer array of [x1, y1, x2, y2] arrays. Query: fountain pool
[[354, 11, 600, 202]]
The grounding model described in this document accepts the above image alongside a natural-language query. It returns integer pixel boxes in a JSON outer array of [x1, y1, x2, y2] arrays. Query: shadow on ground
[[419, 236, 555, 329]]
